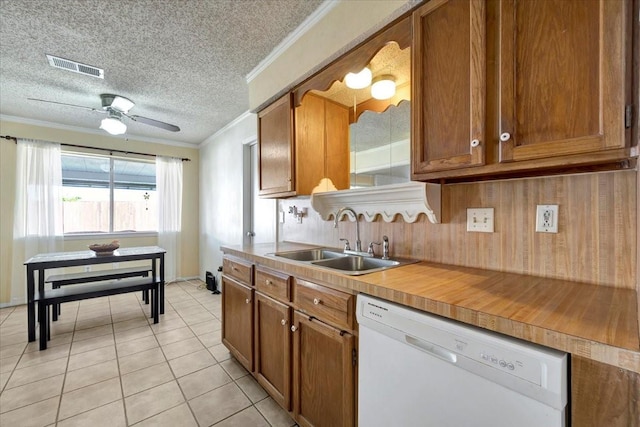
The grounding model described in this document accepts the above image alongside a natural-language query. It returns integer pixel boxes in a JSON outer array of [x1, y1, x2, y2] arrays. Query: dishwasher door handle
[[406, 335, 457, 364]]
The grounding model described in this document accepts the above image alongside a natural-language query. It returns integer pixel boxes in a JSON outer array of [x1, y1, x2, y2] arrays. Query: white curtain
[[156, 156, 183, 283], [9, 139, 63, 306]]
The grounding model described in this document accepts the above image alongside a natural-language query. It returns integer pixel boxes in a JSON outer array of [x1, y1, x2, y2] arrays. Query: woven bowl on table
[[88, 241, 120, 256]]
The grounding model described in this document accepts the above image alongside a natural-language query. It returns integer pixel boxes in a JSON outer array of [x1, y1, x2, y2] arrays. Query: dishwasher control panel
[[359, 295, 567, 391]]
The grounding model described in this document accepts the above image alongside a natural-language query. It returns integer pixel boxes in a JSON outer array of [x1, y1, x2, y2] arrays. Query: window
[[61, 153, 157, 234]]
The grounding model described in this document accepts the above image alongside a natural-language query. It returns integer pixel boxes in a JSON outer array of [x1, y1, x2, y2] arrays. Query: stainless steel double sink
[[269, 248, 417, 275]]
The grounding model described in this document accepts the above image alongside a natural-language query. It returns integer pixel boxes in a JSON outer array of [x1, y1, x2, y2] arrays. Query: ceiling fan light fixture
[[100, 115, 127, 135], [345, 67, 372, 89], [110, 96, 135, 113], [371, 75, 396, 100]]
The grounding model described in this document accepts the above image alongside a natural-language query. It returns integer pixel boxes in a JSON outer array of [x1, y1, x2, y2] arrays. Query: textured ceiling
[[0, 0, 324, 145]]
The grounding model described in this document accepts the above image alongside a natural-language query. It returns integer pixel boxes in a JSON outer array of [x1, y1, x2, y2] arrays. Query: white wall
[[199, 113, 257, 278]]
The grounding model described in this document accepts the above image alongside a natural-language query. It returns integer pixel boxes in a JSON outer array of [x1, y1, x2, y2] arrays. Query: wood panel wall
[[279, 170, 637, 289]]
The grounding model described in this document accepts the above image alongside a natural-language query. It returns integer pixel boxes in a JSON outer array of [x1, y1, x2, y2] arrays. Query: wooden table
[[24, 246, 166, 343]]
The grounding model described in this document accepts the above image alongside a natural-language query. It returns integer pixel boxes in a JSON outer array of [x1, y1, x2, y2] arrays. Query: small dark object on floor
[[206, 270, 220, 294]]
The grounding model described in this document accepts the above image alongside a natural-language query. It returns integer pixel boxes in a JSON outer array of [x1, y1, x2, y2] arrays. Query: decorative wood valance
[[292, 15, 411, 107]]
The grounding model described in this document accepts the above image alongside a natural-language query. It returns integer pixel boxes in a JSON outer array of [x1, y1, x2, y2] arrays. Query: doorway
[[243, 140, 276, 245]]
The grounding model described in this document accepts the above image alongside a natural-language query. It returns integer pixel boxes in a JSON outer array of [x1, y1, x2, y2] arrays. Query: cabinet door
[[323, 99, 350, 190], [498, 0, 628, 163], [254, 293, 292, 410], [292, 311, 355, 427], [295, 93, 326, 194], [221, 277, 254, 371], [259, 93, 295, 197], [571, 356, 640, 426], [295, 93, 350, 194], [412, 0, 486, 176]]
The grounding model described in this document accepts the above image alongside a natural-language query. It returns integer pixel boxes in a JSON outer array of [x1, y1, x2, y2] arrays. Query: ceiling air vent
[[46, 54, 104, 79]]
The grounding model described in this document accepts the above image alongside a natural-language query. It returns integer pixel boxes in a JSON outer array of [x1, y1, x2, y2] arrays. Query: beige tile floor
[[0, 280, 297, 427]]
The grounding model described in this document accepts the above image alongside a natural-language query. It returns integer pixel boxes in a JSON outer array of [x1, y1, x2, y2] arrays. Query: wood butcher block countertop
[[221, 242, 640, 374]]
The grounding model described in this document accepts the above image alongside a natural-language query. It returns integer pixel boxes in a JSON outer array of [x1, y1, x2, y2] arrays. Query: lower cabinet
[[222, 259, 356, 426], [571, 355, 640, 426], [254, 292, 292, 410], [221, 276, 254, 372], [292, 311, 355, 427]]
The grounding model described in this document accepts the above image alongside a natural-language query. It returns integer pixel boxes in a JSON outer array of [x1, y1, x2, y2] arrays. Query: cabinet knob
[[291, 325, 297, 332], [245, 298, 250, 304], [265, 279, 272, 285], [232, 266, 238, 271], [281, 319, 287, 326], [500, 132, 511, 142], [313, 298, 321, 305], [470, 139, 480, 148]]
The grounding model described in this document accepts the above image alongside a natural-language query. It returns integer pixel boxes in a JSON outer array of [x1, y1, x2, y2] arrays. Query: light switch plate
[[466, 208, 494, 233], [536, 204, 558, 233]]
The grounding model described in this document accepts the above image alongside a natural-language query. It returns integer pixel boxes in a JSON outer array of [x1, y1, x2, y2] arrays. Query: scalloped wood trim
[[310, 181, 441, 224]]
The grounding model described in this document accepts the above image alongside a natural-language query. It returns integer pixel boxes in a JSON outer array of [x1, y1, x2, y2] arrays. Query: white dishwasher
[[357, 294, 568, 427]]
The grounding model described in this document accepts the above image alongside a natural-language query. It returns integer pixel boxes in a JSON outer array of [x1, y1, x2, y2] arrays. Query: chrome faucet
[[381, 235, 390, 260], [333, 207, 362, 253]]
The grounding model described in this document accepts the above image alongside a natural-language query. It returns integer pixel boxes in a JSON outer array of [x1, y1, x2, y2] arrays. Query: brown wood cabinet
[[258, 94, 295, 197], [254, 292, 292, 410], [412, 0, 635, 182], [412, 0, 486, 175], [292, 311, 355, 427], [222, 255, 254, 372], [295, 93, 350, 193], [258, 92, 350, 198], [221, 276, 254, 372], [571, 355, 640, 427]]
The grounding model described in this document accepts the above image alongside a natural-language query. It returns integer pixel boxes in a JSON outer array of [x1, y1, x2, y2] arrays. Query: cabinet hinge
[[352, 348, 357, 366], [625, 105, 633, 129]]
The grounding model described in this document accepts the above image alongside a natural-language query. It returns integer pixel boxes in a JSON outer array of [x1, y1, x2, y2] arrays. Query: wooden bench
[[46, 266, 152, 321], [36, 277, 160, 350]]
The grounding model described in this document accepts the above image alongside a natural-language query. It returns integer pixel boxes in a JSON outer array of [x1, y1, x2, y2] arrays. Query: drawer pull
[[313, 298, 321, 305], [291, 325, 297, 332], [281, 319, 287, 326], [232, 266, 239, 271], [265, 279, 272, 285], [245, 298, 251, 304]]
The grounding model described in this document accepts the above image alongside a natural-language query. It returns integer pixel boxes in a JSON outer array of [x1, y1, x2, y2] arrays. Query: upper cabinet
[[497, 0, 628, 162], [412, 0, 486, 175], [294, 93, 350, 194], [259, 0, 636, 193], [258, 89, 350, 198], [258, 94, 295, 197], [412, 0, 635, 182], [258, 17, 412, 198]]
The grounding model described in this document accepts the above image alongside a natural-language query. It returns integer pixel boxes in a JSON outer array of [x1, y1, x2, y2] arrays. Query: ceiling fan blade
[[126, 114, 180, 132], [27, 98, 103, 113]]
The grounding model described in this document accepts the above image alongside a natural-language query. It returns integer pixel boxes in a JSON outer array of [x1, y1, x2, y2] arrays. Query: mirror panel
[[350, 101, 410, 187]]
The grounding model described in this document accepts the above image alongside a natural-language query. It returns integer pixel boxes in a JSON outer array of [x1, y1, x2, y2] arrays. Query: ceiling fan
[[28, 94, 180, 135]]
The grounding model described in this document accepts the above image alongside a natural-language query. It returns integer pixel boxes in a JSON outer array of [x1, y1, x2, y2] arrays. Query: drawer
[[223, 256, 254, 286], [294, 279, 354, 330], [255, 266, 291, 303]]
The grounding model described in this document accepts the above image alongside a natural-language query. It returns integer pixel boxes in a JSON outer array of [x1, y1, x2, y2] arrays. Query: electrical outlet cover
[[466, 208, 494, 233], [536, 205, 559, 233]]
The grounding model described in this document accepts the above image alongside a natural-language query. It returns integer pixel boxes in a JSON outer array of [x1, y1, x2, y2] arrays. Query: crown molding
[[199, 110, 255, 148], [245, 0, 339, 83]]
